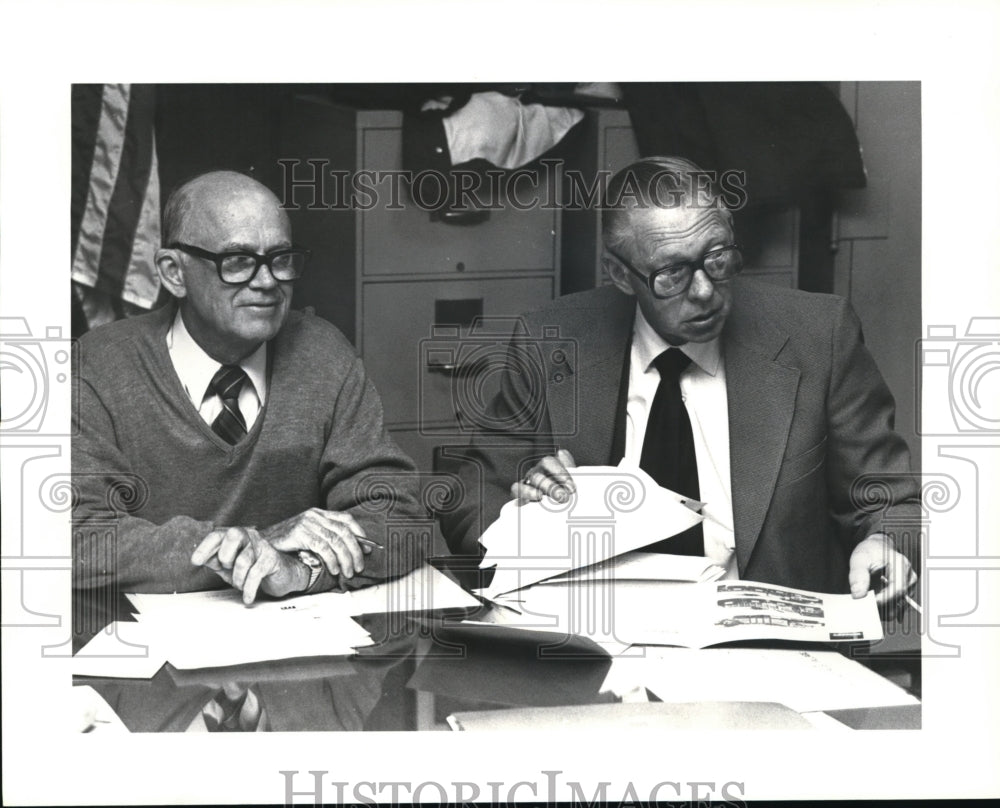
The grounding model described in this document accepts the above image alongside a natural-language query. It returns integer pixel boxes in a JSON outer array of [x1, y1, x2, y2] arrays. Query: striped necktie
[[208, 364, 248, 444]]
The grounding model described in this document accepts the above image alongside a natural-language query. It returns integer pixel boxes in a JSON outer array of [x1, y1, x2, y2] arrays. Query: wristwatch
[[297, 550, 323, 591]]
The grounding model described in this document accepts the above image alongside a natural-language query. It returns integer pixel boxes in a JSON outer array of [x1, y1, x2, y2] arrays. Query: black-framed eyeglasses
[[170, 242, 310, 285], [606, 244, 743, 299]]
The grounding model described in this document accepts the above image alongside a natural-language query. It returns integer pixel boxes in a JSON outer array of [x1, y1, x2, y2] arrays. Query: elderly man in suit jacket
[[439, 156, 919, 601]]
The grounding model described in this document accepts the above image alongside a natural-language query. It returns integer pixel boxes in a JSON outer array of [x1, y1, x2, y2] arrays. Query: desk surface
[[73, 587, 921, 732]]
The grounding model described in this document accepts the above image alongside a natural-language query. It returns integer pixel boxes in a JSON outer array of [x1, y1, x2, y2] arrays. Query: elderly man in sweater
[[73, 171, 426, 604]]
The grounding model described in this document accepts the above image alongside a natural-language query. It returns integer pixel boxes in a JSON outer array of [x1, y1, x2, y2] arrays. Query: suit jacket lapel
[[723, 283, 800, 574], [547, 283, 801, 574]]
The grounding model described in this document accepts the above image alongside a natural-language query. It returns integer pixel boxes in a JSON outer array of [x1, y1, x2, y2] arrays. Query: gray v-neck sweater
[[73, 304, 427, 594]]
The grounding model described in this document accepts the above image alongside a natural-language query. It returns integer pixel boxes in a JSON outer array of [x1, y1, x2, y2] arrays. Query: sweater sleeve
[[72, 373, 222, 594], [316, 353, 431, 589]]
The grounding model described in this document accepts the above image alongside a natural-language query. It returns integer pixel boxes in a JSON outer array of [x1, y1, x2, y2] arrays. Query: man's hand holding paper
[[479, 464, 705, 599], [511, 449, 578, 504], [511, 451, 919, 611]]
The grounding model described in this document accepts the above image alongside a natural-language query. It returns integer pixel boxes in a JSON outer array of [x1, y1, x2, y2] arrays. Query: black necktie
[[639, 349, 704, 555], [208, 365, 248, 445]]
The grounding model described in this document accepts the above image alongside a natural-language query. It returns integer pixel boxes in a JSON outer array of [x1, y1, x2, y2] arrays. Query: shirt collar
[[166, 309, 268, 404], [632, 305, 721, 377]]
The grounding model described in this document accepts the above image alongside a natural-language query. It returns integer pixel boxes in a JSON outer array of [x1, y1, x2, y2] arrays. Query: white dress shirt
[[621, 308, 738, 578], [166, 311, 267, 431]]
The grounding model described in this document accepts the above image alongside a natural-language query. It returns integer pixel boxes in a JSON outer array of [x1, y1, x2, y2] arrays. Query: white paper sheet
[[126, 563, 479, 621], [71, 621, 168, 679], [160, 616, 374, 669], [344, 562, 482, 615], [600, 647, 919, 713], [75, 565, 478, 677], [477, 466, 704, 598], [537, 551, 725, 585], [75, 607, 373, 673]]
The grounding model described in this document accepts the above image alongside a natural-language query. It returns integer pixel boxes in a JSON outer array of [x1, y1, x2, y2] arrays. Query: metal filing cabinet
[[279, 97, 560, 471]]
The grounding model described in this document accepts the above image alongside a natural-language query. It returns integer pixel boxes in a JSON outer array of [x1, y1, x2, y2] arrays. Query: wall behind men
[[834, 82, 921, 470], [155, 83, 359, 340], [156, 84, 289, 197], [152, 82, 921, 476]]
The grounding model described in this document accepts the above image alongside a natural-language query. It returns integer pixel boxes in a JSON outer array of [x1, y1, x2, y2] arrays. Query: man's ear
[[155, 248, 187, 298], [602, 250, 635, 297]]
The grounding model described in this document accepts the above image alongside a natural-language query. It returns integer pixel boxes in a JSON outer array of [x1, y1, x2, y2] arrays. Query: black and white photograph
[[1, 1, 998, 805]]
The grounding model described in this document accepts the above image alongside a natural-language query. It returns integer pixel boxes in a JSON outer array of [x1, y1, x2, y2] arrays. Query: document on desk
[[477, 465, 704, 599], [601, 647, 919, 713], [71, 613, 372, 676], [73, 564, 479, 676], [111, 590, 374, 670], [344, 562, 481, 615], [70, 621, 169, 679], [153, 614, 374, 670], [483, 578, 884, 649], [538, 550, 725, 585]]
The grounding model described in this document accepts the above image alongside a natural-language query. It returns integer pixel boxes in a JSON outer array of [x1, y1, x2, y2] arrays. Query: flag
[[71, 84, 161, 333]]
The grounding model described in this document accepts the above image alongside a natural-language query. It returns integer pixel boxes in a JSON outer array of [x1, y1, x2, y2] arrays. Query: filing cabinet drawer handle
[[427, 362, 457, 375], [437, 209, 491, 226], [427, 361, 474, 376]]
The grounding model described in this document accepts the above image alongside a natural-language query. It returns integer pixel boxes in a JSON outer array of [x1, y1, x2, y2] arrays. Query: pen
[[243, 525, 384, 550], [880, 574, 923, 616]]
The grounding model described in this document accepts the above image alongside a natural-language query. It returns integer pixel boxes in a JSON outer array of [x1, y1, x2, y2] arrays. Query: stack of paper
[[73, 564, 481, 677], [480, 575, 883, 650], [477, 465, 706, 599], [467, 465, 885, 657], [475, 555, 726, 651], [125, 588, 375, 669]]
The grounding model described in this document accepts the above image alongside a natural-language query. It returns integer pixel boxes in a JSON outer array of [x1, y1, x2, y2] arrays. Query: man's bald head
[[155, 170, 296, 364], [162, 171, 289, 247]]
